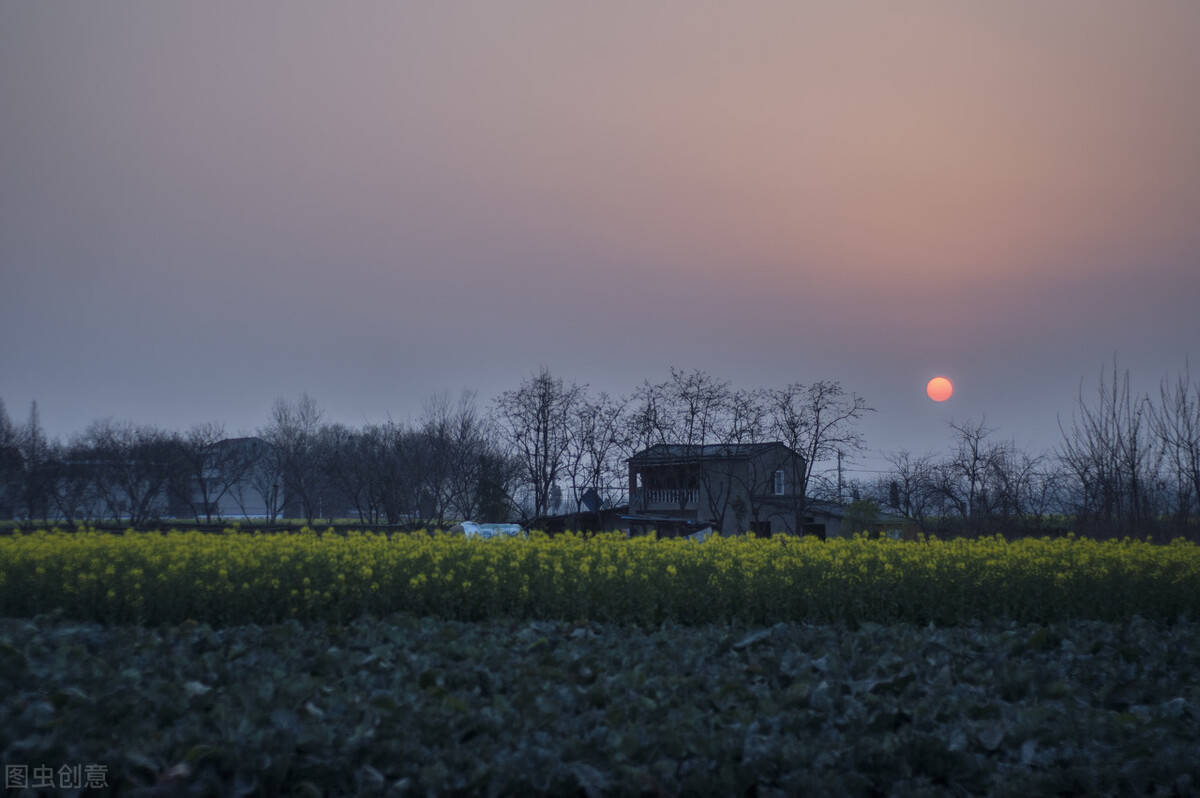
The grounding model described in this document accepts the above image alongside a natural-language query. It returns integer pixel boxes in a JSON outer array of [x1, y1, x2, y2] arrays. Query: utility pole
[[836, 449, 844, 503]]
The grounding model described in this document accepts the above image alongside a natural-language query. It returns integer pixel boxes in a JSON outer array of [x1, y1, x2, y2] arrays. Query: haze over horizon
[[3, 1, 1198, 478]]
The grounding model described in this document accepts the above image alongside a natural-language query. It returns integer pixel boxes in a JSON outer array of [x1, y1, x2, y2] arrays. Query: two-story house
[[623, 442, 836, 538]]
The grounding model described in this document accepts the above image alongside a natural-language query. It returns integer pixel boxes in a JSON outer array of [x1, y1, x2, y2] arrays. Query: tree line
[[1, 359, 1198, 538], [0, 368, 868, 530], [863, 360, 1200, 540]]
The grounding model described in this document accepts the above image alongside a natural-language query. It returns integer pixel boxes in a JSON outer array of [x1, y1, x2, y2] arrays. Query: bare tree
[[453, 440, 518, 523], [628, 369, 736, 525], [369, 421, 423, 526], [80, 420, 183, 526], [178, 423, 258, 523], [317, 423, 374, 525], [0, 399, 13, 450], [1150, 365, 1200, 530], [494, 368, 583, 522], [719, 388, 778, 533], [245, 438, 284, 524], [669, 370, 738, 530], [563, 392, 628, 528], [1059, 360, 1161, 534], [260, 394, 325, 525], [933, 418, 1001, 522], [879, 423, 1069, 538], [767, 381, 872, 535], [346, 422, 395, 525], [878, 450, 937, 527], [17, 401, 53, 520], [727, 388, 769, 446], [438, 391, 507, 523], [986, 445, 1065, 528], [46, 437, 104, 525], [413, 391, 498, 527], [0, 399, 19, 519], [663, 369, 730, 451], [926, 419, 1064, 534], [413, 395, 455, 526], [625, 379, 671, 455]]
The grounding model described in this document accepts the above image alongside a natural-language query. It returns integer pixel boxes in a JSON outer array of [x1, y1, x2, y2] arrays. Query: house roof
[[620, 513, 708, 526], [628, 442, 793, 464], [534, 504, 630, 523]]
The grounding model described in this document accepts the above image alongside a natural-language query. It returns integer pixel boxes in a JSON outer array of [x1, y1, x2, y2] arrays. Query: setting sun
[[926, 376, 954, 402]]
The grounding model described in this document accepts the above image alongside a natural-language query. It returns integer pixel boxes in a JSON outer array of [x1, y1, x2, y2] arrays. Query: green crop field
[[2, 529, 1198, 795]]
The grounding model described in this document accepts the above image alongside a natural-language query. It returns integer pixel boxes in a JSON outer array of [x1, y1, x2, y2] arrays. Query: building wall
[[627, 444, 819, 537]]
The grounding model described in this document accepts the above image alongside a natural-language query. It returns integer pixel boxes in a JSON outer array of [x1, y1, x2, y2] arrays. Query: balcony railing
[[638, 488, 699, 506]]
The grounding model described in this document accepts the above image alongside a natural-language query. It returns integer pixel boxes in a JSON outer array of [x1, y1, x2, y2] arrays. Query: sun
[[926, 376, 954, 402]]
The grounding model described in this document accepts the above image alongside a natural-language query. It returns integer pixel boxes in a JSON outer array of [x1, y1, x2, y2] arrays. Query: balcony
[[635, 488, 699, 507]]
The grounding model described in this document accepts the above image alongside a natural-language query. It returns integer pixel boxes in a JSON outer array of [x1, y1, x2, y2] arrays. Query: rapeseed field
[[1, 529, 1196, 626]]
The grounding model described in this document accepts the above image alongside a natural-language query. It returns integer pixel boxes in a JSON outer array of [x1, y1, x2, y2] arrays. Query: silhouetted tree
[[441, 392, 510, 523], [562, 392, 628, 528], [413, 391, 501, 526], [245, 438, 284, 524], [627, 369, 739, 529], [0, 399, 20, 519], [317, 423, 374, 524], [179, 423, 258, 523], [1150, 365, 1200, 530], [494, 368, 583, 522], [369, 421, 423, 526], [933, 417, 1001, 522], [80, 420, 183, 525], [720, 388, 780, 533], [17, 401, 53, 520], [46, 437, 102, 524], [260, 394, 325, 525], [874, 451, 937, 526], [1059, 360, 1161, 535], [475, 450, 519, 523], [768, 381, 872, 535]]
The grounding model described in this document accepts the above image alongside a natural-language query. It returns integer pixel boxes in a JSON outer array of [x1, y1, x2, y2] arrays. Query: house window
[[773, 470, 785, 496]]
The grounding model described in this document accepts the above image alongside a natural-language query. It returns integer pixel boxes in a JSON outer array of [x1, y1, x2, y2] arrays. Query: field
[[3, 528, 1200, 627], [2, 529, 1199, 796]]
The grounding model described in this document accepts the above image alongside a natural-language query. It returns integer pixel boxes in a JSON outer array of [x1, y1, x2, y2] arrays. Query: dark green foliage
[[2, 614, 1198, 796]]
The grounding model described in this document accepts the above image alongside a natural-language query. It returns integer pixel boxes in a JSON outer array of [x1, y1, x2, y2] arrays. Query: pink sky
[[2, 1, 1198, 472]]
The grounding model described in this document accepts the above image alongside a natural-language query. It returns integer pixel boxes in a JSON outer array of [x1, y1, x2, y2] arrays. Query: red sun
[[926, 376, 954, 402]]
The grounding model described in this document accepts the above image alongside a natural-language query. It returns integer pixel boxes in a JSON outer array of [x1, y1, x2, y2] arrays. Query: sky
[[2, 1, 1198, 479]]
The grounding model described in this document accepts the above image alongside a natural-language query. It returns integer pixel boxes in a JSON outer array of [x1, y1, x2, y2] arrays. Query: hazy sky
[[2, 1, 1198, 477]]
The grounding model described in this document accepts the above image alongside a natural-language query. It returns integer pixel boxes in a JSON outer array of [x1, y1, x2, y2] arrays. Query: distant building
[[623, 442, 895, 538], [191, 436, 278, 520]]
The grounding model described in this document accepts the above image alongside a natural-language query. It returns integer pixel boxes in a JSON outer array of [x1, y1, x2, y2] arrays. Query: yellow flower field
[[1, 528, 1197, 626]]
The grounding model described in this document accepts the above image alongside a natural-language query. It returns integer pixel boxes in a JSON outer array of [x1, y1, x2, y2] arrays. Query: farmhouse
[[623, 442, 899, 539]]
